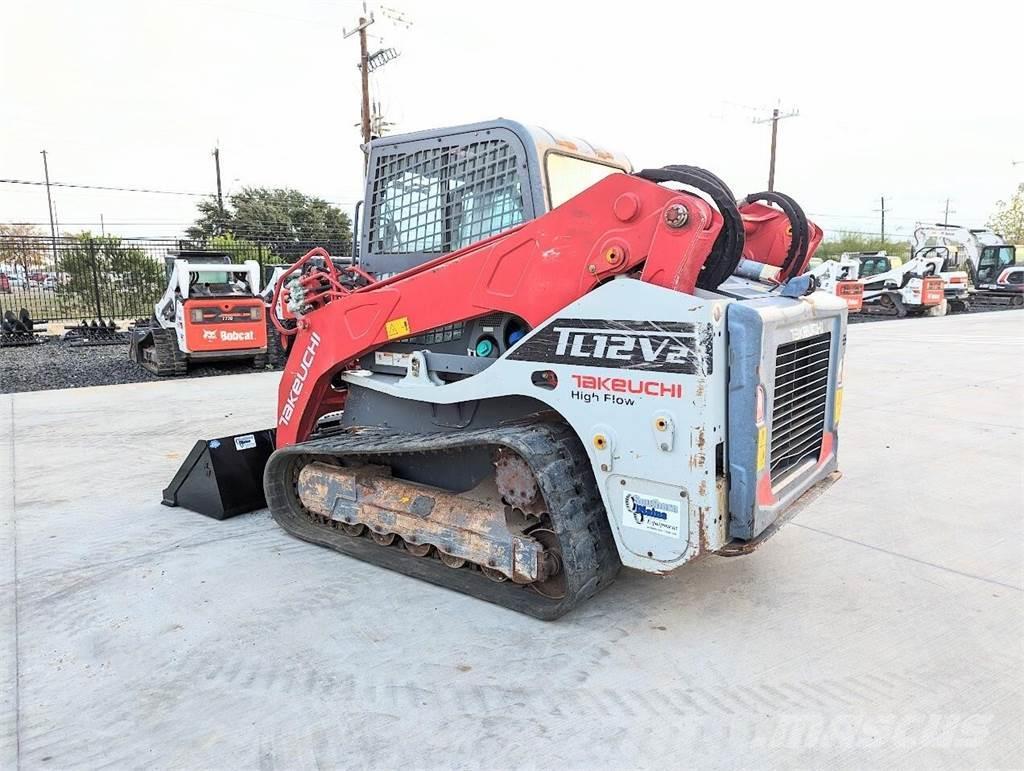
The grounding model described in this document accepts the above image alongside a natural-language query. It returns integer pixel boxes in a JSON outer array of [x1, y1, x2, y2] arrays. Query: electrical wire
[[0, 178, 208, 197], [0, 179, 360, 209]]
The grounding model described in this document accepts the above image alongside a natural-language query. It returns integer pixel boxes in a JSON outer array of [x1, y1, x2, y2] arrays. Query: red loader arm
[[275, 173, 724, 447], [739, 192, 823, 280]]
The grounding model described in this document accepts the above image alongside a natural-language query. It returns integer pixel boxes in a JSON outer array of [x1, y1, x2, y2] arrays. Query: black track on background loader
[[128, 326, 188, 376]]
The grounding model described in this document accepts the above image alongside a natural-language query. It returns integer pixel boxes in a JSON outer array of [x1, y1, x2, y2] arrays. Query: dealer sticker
[[622, 490, 683, 538], [234, 434, 257, 451]]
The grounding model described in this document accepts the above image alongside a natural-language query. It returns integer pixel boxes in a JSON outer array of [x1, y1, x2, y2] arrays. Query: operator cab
[[976, 244, 1016, 283], [359, 119, 631, 277]]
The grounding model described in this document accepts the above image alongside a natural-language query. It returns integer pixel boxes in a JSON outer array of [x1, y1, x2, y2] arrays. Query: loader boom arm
[[276, 174, 723, 446]]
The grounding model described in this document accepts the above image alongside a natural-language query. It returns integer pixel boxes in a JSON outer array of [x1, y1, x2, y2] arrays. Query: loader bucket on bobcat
[[162, 428, 276, 519]]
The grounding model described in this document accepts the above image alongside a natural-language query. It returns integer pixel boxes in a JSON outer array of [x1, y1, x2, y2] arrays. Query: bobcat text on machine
[[129, 251, 268, 375], [164, 120, 847, 619]]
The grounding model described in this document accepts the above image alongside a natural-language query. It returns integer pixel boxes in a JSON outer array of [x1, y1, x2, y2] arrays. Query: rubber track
[[264, 420, 621, 620], [147, 328, 188, 376]]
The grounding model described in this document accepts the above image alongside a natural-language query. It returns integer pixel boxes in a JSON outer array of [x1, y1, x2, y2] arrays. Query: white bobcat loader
[[129, 251, 268, 375]]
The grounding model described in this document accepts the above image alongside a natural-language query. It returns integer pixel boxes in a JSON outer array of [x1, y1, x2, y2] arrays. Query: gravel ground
[[2, 304, 1019, 393], [1, 337, 281, 394]]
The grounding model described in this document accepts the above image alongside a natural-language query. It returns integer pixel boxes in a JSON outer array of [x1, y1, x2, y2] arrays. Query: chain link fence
[[0, 235, 343, 322]]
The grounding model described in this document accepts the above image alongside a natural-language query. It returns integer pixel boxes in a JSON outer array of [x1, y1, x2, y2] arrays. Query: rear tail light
[[190, 308, 204, 322], [755, 384, 766, 425], [249, 306, 262, 321]]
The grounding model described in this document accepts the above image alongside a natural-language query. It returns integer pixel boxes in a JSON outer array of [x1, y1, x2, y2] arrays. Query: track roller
[[264, 421, 621, 619]]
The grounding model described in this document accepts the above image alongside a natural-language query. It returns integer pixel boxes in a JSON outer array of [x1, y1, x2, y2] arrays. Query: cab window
[[977, 246, 1016, 282], [546, 153, 623, 209], [860, 257, 891, 276]]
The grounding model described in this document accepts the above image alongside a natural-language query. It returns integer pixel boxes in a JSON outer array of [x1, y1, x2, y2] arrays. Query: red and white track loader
[[163, 120, 847, 618]]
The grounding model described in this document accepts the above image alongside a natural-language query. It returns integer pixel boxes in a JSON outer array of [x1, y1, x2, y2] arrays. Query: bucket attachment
[[162, 429, 276, 519]]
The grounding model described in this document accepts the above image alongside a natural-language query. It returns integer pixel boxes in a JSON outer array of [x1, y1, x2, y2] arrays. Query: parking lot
[[1, 310, 1022, 769]]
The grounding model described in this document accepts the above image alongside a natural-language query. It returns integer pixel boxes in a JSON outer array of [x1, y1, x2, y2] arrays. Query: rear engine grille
[[770, 332, 831, 478]]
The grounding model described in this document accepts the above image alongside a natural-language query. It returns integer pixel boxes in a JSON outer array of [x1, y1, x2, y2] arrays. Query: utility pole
[[212, 146, 225, 233], [754, 105, 799, 192], [344, 7, 375, 148], [943, 198, 955, 227], [40, 150, 58, 263], [100, 213, 106, 237], [874, 196, 888, 243]]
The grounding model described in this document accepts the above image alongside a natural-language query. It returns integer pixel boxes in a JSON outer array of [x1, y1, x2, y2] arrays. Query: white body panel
[[342, 279, 731, 572]]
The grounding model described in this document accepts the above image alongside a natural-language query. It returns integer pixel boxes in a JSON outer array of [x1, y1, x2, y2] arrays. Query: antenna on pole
[[753, 102, 799, 192], [344, 3, 376, 149], [348, 3, 411, 141]]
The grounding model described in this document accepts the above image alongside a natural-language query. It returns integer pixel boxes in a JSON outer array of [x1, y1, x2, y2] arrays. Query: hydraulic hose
[[742, 191, 809, 282], [636, 166, 745, 291]]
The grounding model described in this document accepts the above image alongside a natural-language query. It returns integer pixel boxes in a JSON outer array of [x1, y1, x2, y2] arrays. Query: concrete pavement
[[1, 311, 1022, 769]]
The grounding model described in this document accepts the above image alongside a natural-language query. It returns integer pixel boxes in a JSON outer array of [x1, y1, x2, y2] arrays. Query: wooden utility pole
[[943, 198, 955, 227], [344, 10, 375, 148], [213, 147, 224, 212], [212, 146, 225, 233], [754, 106, 799, 192], [874, 196, 888, 243], [40, 150, 58, 262], [358, 19, 371, 146]]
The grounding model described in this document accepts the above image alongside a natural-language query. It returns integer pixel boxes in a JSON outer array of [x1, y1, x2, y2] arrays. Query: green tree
[[59, 233, 165, 319], [0, 223, 47, 278], [815, 232, 910, 261], [205, 232, 275, 265], [988, 184, 1024, 244], [187, 187, 352, 256]]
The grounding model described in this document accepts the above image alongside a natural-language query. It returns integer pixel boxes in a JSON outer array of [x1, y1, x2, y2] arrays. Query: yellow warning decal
[[833, 387, 843, 427], [756, 425, 767, 471], [385, 316, 410, 340]]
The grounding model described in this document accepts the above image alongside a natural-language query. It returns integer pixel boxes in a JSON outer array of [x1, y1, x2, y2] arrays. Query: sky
[[1, 0, 1020, 242]]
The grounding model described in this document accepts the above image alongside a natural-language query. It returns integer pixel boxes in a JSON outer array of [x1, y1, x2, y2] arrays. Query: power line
[[0, 177, 209, 197], [0, 177, 361, 210]]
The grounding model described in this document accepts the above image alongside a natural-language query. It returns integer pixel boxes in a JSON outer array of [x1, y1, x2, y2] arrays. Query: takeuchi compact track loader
[[129, 251, 268, 375], [164, 120, 847, 619]]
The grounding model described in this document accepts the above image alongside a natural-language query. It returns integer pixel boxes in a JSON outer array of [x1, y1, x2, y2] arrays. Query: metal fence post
[[86, 237, 103, 320]]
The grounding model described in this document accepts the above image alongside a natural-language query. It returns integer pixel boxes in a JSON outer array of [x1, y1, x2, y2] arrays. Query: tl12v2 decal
[[508, 318, 711, 375]]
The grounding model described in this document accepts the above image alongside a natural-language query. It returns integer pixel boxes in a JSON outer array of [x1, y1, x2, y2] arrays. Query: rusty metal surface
[[296, 461, 551, 583], [493, 448, 541, 511]]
